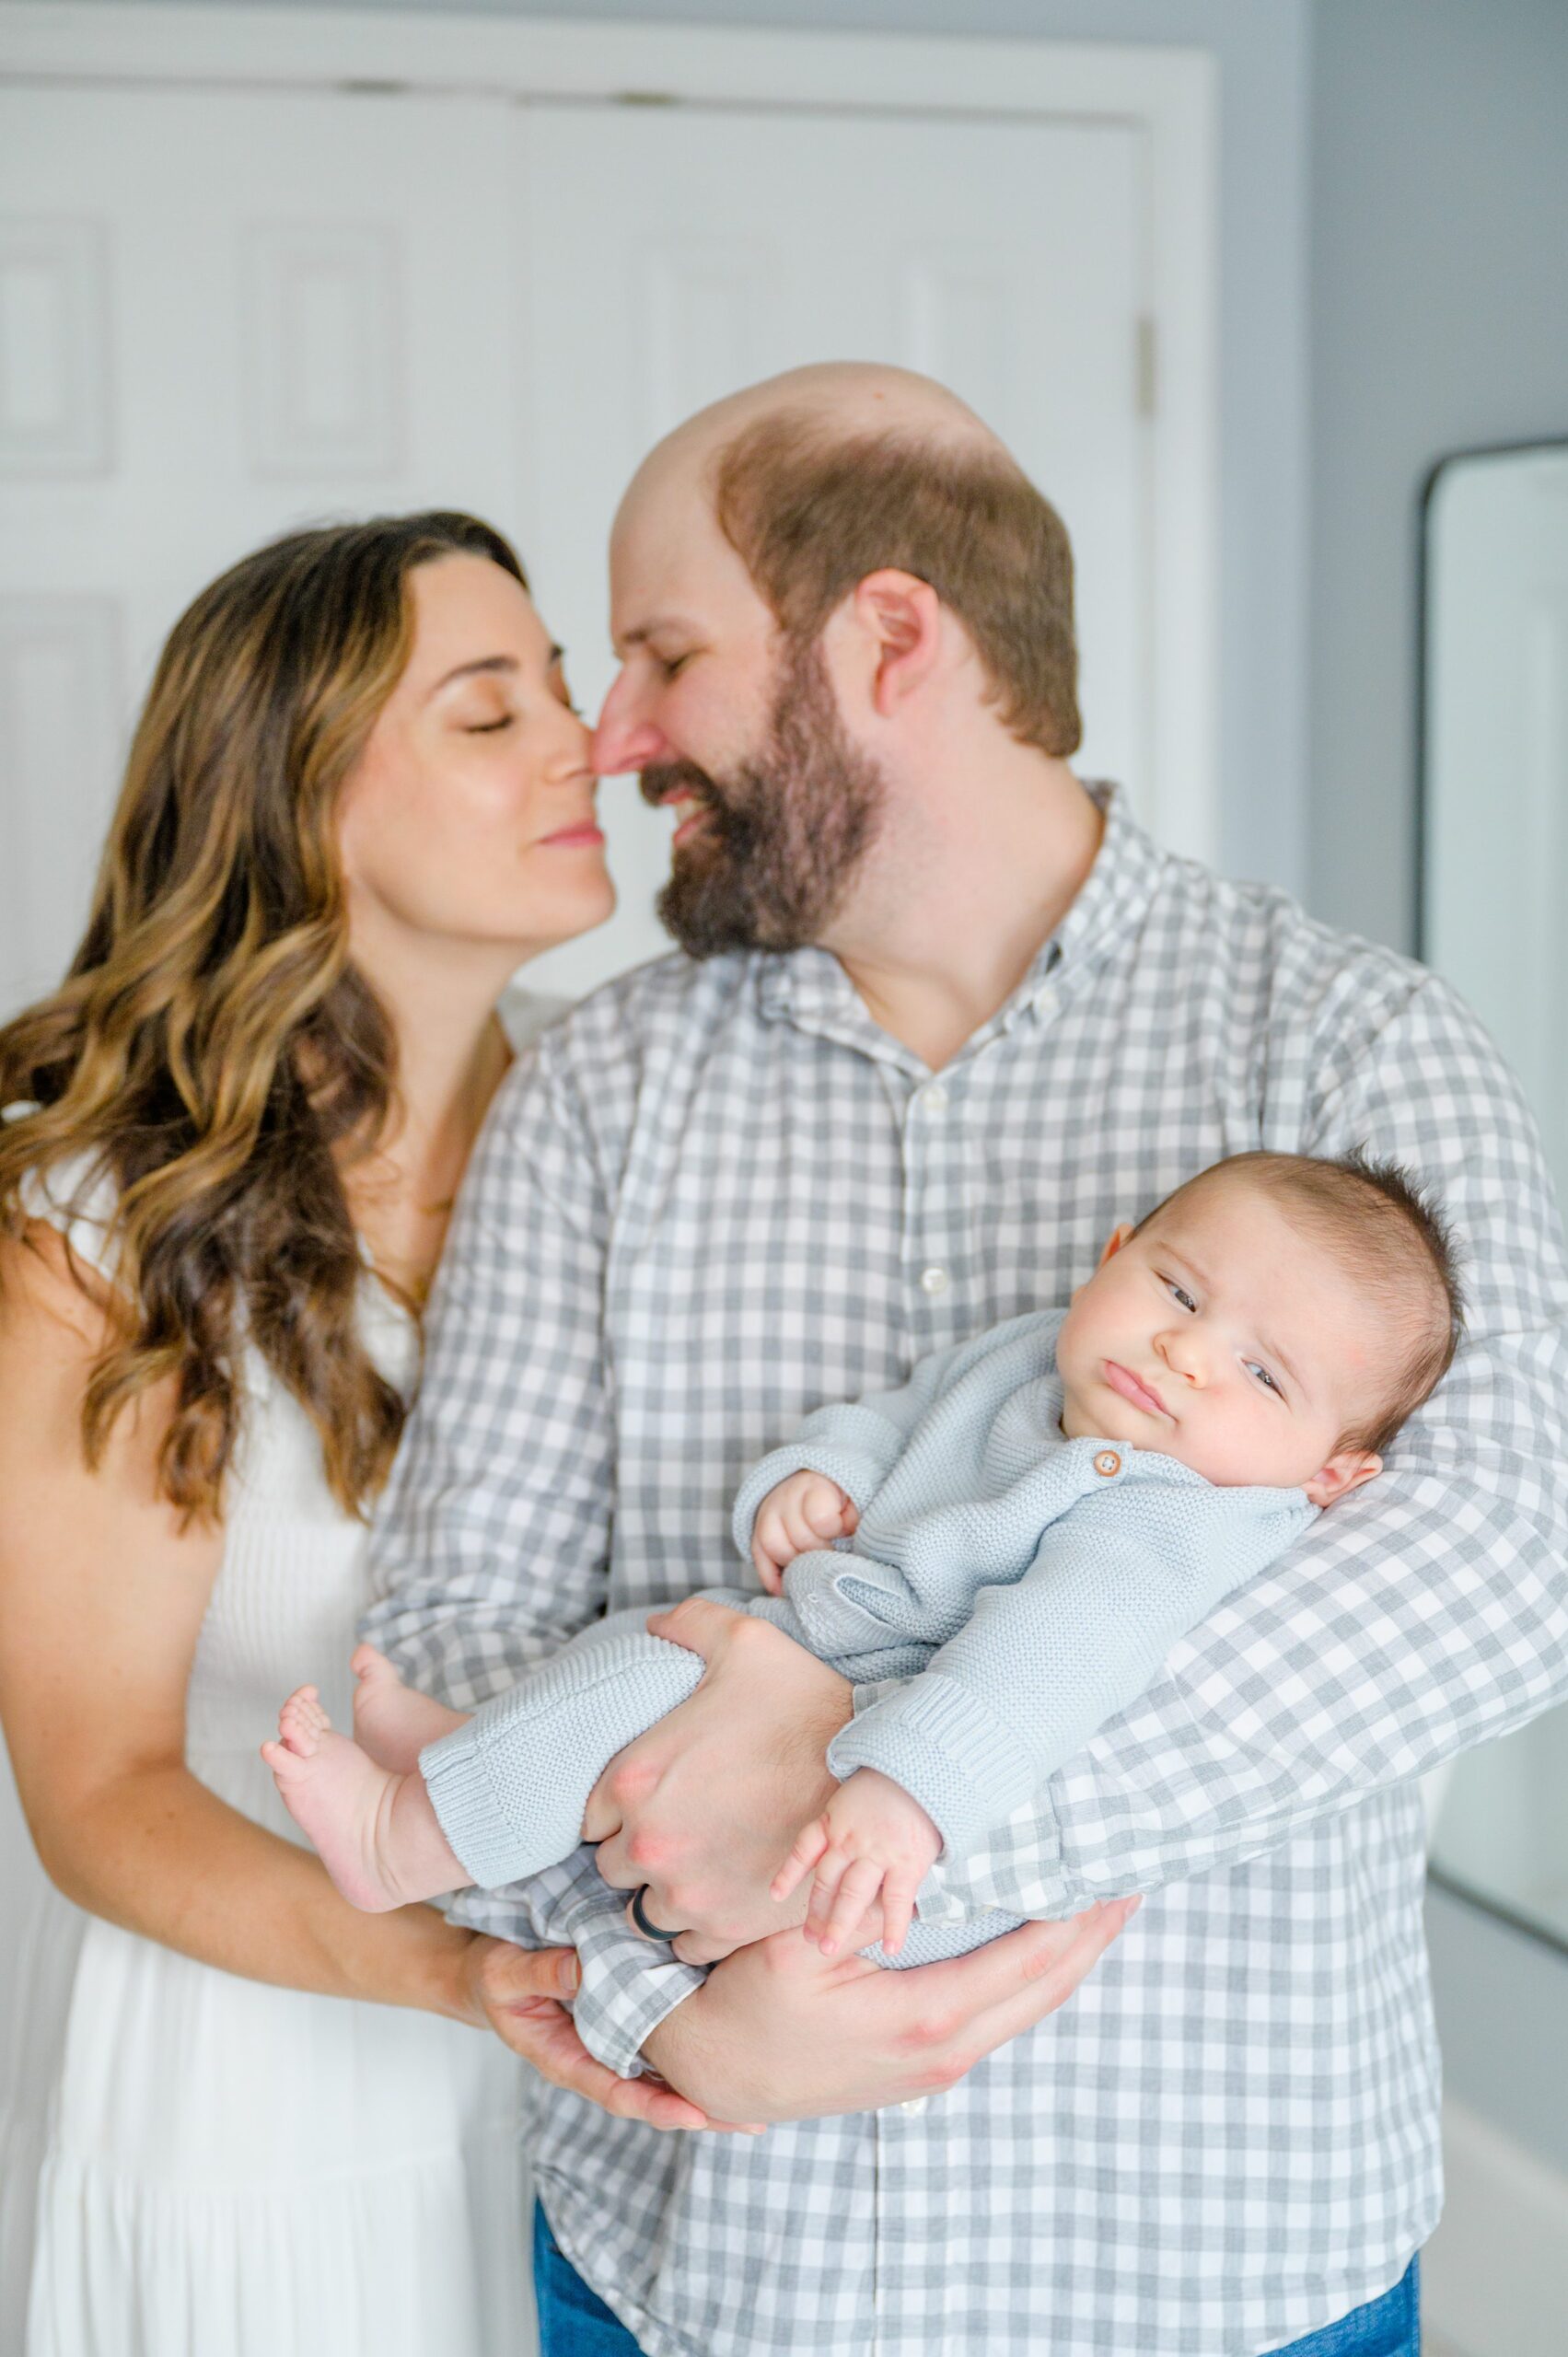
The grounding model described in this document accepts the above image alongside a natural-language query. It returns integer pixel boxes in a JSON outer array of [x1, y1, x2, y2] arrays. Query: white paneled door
[[2, 70, 1156, 1016]]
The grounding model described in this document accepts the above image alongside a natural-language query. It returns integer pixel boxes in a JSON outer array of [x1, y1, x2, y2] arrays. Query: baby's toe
[[278, 1705, 319, 1758]]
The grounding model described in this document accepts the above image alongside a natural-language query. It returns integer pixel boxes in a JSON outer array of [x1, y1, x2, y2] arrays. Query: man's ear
[[1303, 1448, 1382, 1510], [851, 569, 943, 717]]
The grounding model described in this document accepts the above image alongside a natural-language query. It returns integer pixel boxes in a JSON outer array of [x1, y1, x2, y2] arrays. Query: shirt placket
[[891, 1061, 971, 1357], [866, 1051, 981, 2354]]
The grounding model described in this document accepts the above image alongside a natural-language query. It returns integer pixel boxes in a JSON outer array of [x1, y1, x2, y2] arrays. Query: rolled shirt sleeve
[[363, 1040, 703, 2073]]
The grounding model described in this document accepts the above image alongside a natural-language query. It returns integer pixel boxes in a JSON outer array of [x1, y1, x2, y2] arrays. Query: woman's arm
[[0, 1225, 713, 2130], [0, 1223, 466, 2004]]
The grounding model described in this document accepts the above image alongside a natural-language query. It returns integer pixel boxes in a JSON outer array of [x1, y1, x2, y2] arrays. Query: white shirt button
[[919, 1083, 948, 1112], [899, 2096, 930, 2116], [919, 1266, 949, 1295], [1032, 983, 1061, 1018]]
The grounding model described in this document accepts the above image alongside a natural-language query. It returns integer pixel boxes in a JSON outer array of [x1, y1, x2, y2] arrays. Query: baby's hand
[[749, 1471, 858, 1594], [771, 1768, 942, 1958]]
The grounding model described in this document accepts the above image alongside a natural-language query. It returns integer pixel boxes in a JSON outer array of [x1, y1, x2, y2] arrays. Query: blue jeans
[[531, 2204, 1420, 2356], [533, 2203, 646, 2356], [1277, 2258, 1421, 2354]]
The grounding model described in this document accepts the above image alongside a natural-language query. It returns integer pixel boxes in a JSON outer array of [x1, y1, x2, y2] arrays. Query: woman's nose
[[540, 705, 597, 785]]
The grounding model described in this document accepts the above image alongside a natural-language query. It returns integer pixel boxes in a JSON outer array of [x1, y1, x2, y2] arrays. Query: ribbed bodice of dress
[[183, 1288, 417, 1831]]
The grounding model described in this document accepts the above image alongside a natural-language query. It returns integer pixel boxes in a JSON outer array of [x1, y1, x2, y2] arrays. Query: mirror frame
[[1415, 434, 1568, 1957]]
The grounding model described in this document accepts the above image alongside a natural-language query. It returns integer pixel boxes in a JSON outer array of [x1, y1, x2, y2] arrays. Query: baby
[[267, 1150, 1461, 1968]]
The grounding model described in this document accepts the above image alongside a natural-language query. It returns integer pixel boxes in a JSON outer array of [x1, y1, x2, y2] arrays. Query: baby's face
[[1055, 1181, 1386, 1506]]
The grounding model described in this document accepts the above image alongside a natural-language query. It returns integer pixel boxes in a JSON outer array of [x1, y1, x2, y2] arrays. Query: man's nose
[[593, 672, 667, 776]]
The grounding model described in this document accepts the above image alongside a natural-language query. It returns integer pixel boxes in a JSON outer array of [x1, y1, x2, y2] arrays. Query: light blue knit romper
[[419, 1309, 1316, 1965]]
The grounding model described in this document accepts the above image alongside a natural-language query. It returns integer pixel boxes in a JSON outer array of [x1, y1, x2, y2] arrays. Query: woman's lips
[[540, 824, 605, 847], [1104, 1361, 1170, 1419]]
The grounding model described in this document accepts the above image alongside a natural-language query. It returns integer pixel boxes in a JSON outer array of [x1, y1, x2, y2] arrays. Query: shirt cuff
[[566, 1902, 706, 2077]]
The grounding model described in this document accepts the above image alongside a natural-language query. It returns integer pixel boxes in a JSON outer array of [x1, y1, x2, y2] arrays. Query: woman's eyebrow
[[426, 654, 519, 698]]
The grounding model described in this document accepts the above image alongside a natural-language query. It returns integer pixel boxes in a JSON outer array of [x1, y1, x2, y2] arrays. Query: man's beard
[[640, 635, 885, 959]]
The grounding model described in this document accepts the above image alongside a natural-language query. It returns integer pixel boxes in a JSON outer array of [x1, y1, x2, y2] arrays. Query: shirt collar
[[1041, 780, 1168, 993], [754, 779, 1168, 1062]]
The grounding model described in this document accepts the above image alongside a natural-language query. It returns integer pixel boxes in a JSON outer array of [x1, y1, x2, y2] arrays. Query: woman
[[0, 513, 702, 2356]]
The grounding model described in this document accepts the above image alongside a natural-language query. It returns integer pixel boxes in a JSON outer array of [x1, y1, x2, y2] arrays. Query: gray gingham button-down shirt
[[366, 785, 1568, 2357]]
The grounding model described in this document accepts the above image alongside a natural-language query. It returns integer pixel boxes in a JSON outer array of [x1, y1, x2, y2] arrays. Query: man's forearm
[[642, 1904, 1137, 2122]]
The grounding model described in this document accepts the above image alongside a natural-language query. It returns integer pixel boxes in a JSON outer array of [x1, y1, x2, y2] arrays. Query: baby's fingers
[[771, 1816, 830, 1903], [803, 1482, 850, 1538], [817, 1856, 886, 1958], [750, 1512, 785, 1575], [783, 1503, 825, 1558], [749, 1538, 785, 1595], [877, 1868, 922, 1957]]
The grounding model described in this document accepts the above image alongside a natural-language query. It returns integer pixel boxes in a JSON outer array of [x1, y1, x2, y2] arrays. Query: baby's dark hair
[[1137, 1150, 1465, 1457]]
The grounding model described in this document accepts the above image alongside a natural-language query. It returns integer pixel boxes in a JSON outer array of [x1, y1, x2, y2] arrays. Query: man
[[366, 365, 1568, 2355]]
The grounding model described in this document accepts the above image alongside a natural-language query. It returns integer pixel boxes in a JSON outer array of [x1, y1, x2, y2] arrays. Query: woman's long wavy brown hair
[[0, 512, 528, 1522]]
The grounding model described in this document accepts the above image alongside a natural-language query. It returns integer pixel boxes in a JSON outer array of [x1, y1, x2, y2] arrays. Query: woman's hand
[[450, 1934, 752, 2133]]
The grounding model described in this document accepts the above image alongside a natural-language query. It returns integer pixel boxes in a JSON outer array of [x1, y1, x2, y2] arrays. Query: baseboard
[[1422, 2097, 1568, 2357]]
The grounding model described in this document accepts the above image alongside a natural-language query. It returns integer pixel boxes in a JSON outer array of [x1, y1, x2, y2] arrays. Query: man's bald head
[[620, 362, 1081, 759], [630, 361, 1004, 491]]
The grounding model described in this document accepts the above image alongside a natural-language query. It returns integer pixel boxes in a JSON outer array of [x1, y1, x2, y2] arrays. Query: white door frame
[[2, 3, 1219, 860]]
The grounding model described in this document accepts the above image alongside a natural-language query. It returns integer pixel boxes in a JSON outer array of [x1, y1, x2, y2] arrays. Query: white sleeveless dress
[[0, 1026, 558, 2354]]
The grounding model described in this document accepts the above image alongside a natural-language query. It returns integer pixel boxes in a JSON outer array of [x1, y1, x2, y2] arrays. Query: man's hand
[[642, 1901, 1140, 2124], [582, 1599, 855, 1958], [453, 1934, 749, 2132], [750, 1472, 859, 1592]]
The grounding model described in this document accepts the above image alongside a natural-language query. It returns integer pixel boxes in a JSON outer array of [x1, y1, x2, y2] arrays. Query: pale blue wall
[[1309, 0, 1568, 948]]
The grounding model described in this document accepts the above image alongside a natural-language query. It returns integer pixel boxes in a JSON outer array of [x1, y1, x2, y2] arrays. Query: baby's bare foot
[[350, 1643, 468, 1773], [262, 1684, 462, 1912]]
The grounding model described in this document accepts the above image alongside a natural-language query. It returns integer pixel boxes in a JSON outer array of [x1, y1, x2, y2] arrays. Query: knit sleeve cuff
[[828, 1671, 1040, 1858], [729, 1411, 904, 1564], [420, 1719, 526, 1892]]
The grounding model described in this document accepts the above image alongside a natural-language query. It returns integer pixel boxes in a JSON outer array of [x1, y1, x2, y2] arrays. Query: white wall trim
[[1, 3, 1219, 859], [0, 5, 1207, 110]]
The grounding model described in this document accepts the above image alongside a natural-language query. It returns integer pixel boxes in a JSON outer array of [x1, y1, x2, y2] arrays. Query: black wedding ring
[[630, 1885, 682, 1943]]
